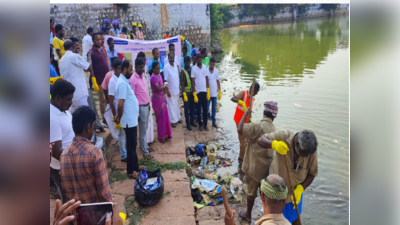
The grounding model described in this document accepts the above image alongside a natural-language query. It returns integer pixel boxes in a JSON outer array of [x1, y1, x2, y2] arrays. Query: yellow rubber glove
[[206, 88, 210, 101], [180, 35, 185, 41], [112, 117, 121, 130], [193, 92, 199, 103], [92, 77, 99, 92], [50, 76, 63, 85], [119, 212, 126, 225], [238, 100, 245, 107], [183, 92, 188, 102], [271, 140, 289, 155], [291, 184, 304, 208], [217, 90, 222, 100]]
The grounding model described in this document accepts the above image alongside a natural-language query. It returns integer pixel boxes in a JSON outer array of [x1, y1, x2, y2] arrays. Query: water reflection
[[219, 16, 349, 86]]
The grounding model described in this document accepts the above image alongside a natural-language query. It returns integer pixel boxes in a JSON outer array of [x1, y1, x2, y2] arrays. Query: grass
[[162, 191, 171, 199], [138, 158, 186, 173], [124, 197, 149, 225], [108, 164, 128, 185]]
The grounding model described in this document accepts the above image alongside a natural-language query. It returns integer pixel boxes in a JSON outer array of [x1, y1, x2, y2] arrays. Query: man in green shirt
[[201, 48, 210, 67]]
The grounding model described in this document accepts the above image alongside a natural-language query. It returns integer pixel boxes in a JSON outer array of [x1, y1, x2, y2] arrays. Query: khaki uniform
[[241, 118, 276, 200], [264, 130, 318, 203], [255, 214, 291, 225], [235, 91, 250, 160]]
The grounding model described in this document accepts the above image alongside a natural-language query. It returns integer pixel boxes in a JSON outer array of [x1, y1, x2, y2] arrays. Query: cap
[[138, 23, 142, 28], [132, 22, 137, 26], [104, 19, 109, 23]]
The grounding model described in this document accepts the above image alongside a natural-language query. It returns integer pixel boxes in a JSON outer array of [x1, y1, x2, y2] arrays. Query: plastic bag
[[230, 177, 243, 195], [134, 169, 164, 206], [192, 179, 219, 193]]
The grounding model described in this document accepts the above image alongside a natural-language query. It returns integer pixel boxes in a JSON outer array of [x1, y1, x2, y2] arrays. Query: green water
[[215, 16, 349, 224]]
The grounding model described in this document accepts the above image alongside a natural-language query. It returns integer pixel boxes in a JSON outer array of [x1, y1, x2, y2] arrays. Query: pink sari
[[150, 74, 172, 142]]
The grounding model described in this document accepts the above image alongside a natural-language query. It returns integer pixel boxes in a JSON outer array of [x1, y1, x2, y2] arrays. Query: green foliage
[[297, 4, 310, 16], [108, 164, 128, 184], [238, 4, 289, 21], [210, 4, 235, 32], [138, 158, 186, 172], [125, 197, 148, 225], [319, 4, 339, 11]]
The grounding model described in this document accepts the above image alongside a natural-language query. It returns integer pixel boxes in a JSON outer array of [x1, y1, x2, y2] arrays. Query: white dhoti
[[146, 102, 155, 143], [104, 104, 119, 141], [167, 94, 181, 123], [69, 96, 88, 114]]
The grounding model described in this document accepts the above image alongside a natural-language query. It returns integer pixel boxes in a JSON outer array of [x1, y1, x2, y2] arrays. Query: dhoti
[[167, 94, 181, 123]]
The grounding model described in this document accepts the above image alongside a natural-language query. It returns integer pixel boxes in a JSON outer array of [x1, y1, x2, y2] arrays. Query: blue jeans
[[118, 128, 127, 159], [207, 97, 217, 124]]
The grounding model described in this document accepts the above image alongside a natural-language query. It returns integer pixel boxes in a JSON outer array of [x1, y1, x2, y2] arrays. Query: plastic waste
[[206, 143, 217, 153], [194, 202, 206, 209], [221, 172, 232, 185], [134, 169, 164, 206], [191, 188, 203, 203], [230, 177, 243, 195], [192, 179, 219, 193], [196, 143, 207, 157]]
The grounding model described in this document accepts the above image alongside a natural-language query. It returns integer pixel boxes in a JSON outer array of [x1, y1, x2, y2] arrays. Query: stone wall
[[50, 4, 211, 52], [226, 4, 349, 27]]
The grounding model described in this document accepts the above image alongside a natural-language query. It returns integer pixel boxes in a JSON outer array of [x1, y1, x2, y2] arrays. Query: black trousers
[[124, 126, 139, 174], [182, 92, 195, 125], [196, 92, 208, 127], [50, 168, 67, 204]]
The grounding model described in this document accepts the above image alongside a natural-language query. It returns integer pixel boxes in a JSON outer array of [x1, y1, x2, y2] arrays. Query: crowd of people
[[50, 17, 319, 225]]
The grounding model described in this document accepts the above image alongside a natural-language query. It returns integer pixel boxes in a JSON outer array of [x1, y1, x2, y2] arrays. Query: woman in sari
[[149, 61, 172, 142]]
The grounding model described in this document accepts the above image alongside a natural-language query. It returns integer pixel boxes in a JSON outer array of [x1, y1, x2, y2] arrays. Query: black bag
[[134, 169, 164, 206]]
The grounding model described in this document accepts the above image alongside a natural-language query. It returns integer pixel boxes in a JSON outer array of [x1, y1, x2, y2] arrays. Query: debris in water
[[333, 139, 339, 143], [333, 210, 336, 213], [340, 147, 345, 150], [293, 103, 303, 108]]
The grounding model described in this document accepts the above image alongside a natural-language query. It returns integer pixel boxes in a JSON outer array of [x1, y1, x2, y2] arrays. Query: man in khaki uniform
[[224, 174, 290, 225], [237, 101, 279, 223], [258, 129, 318, 225]]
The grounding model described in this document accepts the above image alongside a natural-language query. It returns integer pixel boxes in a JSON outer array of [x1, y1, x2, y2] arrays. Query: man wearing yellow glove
[[231, 82, 260, 163], [257, 129, 319, 224], [180, 56, 196, 130], [191, 54, 210, 131], [206, 58, 220, 128]]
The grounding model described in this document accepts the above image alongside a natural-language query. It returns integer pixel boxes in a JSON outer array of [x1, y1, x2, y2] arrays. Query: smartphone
[[75, 202, 113, 225]]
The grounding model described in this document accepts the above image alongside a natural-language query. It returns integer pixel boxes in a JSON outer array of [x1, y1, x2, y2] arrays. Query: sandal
[[239, 209, 252, 223], [127, 171, 139, 179], [148, 147, 156, 153], [171, 123, 177, 128], [144, 154, 155, 160]]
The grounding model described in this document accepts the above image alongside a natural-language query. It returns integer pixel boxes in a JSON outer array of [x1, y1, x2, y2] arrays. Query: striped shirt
[[60, 136, 112, 204]]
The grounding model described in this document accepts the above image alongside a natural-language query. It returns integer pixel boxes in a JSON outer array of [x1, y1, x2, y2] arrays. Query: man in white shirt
[[50, 79, 76, 203], [59, 38, 93, 113], [82, 27, 94, 61], [163, 43, 180, 72], [191, 54, 211, 131], [107, 58, 127, 161], [164, 52, 182, 127], [206, 58, 221, 128]]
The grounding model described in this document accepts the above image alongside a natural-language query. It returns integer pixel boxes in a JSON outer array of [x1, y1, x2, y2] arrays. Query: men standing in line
[[231, 82, 260, 164], [180, 56, 196, 130], [258, 129, 318, 224], [104, 26, 114, 37], [129, 58, 153, 158], [206, 58, 221, 128], [191, 54, 211, 131], [236, 102, 278, 223], [148, 48, 163, 72], [164, 52, 182, 128], [106, 58, 127, 162], [53, 24, 65, 62], [111, 20, 121, 37], [50, 79, 76, 203], [59, 38, 91, 113], [137, 24, 144, 40], [82, 27, 94, 61], [60, 106, 113, 204], [163, 43, 180, 72], [114, 60, 145, 179], [88, 33, 109, 127]]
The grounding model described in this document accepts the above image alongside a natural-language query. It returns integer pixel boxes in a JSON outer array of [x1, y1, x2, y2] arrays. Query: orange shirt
[[164, 35, 170, 39]]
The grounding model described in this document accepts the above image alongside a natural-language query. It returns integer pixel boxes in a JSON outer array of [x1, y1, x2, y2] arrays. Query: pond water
[[214, 16, 349, 224]]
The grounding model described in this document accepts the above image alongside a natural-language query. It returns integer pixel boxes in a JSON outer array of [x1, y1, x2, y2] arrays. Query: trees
[[237, 4, 288, 21], [210, 4, 234, 31]]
